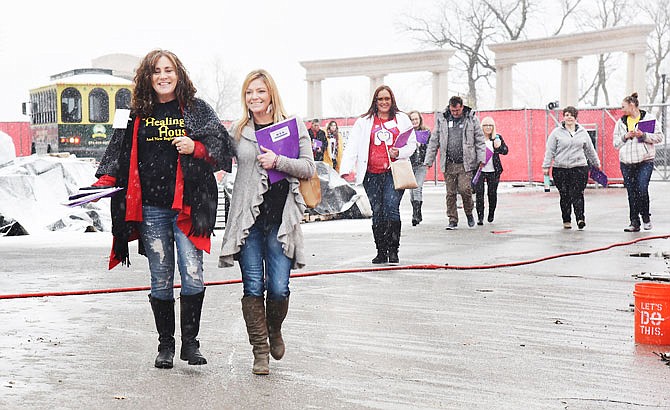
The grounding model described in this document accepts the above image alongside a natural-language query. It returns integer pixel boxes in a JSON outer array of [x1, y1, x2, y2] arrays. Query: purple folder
[[255, 117, 300, 184], [63, 187, 124, 207], [637, 119, 655, 133], [393, 127, 414, 148], [589, 167, 608, 187], [312, 139, 323, 150], [415, 130, 430, 144]]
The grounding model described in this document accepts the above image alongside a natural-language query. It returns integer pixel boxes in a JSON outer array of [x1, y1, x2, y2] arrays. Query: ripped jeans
[[139, 205, 204, 300]]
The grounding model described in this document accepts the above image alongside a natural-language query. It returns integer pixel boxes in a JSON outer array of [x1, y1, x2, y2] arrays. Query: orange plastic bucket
[[634, 282, 670, 345]]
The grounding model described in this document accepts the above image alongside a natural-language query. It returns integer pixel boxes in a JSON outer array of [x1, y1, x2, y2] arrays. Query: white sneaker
[[643, 221, 652, 230]]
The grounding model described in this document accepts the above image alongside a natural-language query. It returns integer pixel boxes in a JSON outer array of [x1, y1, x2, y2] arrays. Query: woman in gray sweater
[[219, 69, 315, 375], [542, 106, 601, 230]]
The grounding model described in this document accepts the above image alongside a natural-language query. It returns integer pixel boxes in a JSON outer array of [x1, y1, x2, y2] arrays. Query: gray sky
[[0, 0, 631, 122], [0, 0, 431, 121]]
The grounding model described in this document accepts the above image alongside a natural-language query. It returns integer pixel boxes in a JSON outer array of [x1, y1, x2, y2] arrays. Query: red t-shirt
[[367, 116, 400, 173]]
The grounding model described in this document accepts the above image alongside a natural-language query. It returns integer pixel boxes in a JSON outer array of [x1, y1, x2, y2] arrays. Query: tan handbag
[[299, 170, 321, 208], [386, 145, 418, 190]]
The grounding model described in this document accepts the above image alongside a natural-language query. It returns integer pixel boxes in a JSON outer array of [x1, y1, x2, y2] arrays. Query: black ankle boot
[[180, 290, 207, 365], [149, 295, 175, 369]]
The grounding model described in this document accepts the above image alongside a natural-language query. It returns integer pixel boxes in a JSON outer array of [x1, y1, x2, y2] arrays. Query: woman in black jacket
[[474, 116, 508, 224], [94, 49, 234, 369]]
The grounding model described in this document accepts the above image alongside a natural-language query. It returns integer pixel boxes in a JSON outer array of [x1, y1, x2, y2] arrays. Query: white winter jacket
[[339, 112, 416, 185]]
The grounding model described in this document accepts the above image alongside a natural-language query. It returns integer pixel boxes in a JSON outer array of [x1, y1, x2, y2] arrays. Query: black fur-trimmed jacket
[[96, 98, 235, 265]]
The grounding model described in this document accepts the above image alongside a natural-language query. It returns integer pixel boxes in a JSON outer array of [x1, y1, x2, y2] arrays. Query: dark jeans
[[473, 171, 500, 219], [363, 170, 404, 225], [551, 166, 588, 223], [620, 161, 654, 226], [239, 220, 291, 300]]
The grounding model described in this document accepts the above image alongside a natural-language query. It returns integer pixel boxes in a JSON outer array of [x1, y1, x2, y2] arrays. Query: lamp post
[[662, 73, 667, 144]]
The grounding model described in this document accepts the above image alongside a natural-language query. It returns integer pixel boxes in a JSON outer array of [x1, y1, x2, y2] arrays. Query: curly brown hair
[[131, 49, 197, 117]]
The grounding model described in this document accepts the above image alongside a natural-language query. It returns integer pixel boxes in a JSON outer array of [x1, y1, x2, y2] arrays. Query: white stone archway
[[488, 25, 654, 108], [299, 49, 455, 118]]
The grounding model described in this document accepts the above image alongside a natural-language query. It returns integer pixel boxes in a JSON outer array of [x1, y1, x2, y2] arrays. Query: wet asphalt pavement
[[2, 181, 670, 409]]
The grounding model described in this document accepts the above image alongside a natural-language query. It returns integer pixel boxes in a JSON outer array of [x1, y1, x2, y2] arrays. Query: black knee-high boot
[[180, 289, 207, 365], [371, 223, 388, 264], [387, 220, 401, 264], [149, 295, 175, 369]]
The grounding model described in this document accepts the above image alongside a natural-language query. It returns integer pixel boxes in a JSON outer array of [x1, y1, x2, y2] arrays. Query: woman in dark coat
[[94, 49, 234, 369], [474, 116, 508, 224]]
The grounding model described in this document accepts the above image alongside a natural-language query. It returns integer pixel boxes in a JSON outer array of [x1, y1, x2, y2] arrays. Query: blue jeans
[[620, 161, 654, 226], [239, 220, 291, 301], [363, 171, 404, 225], [138, 205, 204, 300]]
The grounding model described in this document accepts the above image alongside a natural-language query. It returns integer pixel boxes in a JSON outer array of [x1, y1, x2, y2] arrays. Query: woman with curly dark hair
[[93, 49, 235, 369]]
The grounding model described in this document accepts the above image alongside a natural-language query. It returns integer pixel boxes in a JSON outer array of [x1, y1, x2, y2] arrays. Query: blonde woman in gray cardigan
[[219, 69, 315, 375], [542, 106, 600, 230]]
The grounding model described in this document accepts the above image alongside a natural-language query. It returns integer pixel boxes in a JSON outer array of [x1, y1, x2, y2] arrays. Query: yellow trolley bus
[[25, 68, 133, 160]]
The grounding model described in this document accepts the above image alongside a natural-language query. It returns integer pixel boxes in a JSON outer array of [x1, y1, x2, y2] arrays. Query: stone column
[[495, 65, 506, 108], [560, 58, 579, 107], [369, 75, 386, 100], [432, 71, 449, 111], [502, 65, 514, 108], [626, 52, 647, 102], [306, 79, 323, 119]]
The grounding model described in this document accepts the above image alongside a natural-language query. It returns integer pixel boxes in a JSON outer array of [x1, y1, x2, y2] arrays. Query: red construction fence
[[11, 106, 665, 185], [0, 122, 31, 157], [321, 108, 629, 184]]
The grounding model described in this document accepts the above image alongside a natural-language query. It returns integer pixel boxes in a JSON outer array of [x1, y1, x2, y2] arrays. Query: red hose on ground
[[1, 234, 668, 300]]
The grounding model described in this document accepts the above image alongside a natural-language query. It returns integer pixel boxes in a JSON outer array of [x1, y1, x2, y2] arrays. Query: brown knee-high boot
[[241, 296, 270, 375], [266, 297, 289, 360]]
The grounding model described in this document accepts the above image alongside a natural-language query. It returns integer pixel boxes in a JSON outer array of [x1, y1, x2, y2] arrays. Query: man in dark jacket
[[307, 119, 327, 161]]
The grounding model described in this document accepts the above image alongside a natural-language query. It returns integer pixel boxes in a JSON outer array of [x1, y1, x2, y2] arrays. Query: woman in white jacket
[[340, 85, 416, 264], [613, 92, 664, 232]]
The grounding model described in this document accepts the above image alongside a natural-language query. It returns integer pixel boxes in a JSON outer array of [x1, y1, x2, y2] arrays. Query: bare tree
[[576, 0, 629, 106], [552, 0, 583, 35], [404, 0, 496, 107], [194, 58, 239, 121], [404, 0, 580, 108], [641, 0, 670, 104], [483, 0, 530, 40]]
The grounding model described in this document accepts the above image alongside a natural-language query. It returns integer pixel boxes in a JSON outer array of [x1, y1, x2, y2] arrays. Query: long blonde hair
[[235, 69, 288, 139], [480, 116, 497, 139]]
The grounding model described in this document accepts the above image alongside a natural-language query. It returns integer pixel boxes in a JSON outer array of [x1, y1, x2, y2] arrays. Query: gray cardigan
[[218, 117, 315, 269]]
